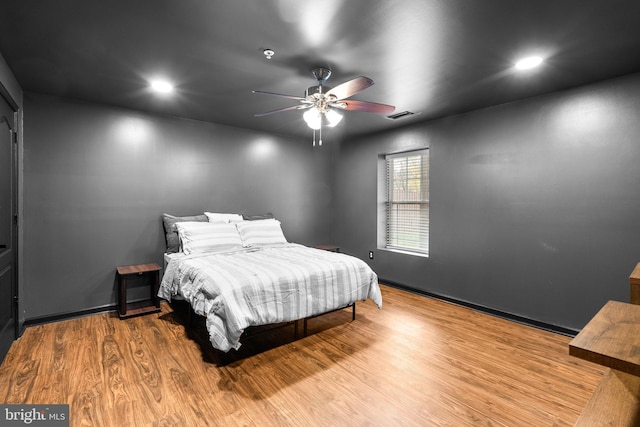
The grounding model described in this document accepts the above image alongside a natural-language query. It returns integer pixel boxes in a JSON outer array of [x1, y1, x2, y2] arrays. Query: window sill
[[379, 247, 429, 258]]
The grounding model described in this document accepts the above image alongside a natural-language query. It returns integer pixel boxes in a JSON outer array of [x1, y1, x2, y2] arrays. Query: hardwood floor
[[0, 285, 604, 426]]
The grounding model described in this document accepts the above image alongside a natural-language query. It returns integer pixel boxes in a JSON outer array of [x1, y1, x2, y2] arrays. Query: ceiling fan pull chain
[[312, 129, 316, 146], [319, 126, 323, 146]]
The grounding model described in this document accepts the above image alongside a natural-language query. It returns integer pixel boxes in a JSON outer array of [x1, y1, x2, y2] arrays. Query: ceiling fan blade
[[333, 99, 395, 114], [252, 90, 305, 101], [254, 104, 311, 117], [325, 76, 374, 100]]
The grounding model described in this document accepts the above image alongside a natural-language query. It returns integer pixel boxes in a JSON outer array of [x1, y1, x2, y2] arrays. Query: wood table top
[[570, 300, 640, 377], [117, 263, 161, 276], [631, 262, 640, 285]]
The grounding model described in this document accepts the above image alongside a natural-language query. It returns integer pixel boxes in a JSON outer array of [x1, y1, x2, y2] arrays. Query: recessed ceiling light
[[514, 56, 543, 71], [149, 79, 174, 94]]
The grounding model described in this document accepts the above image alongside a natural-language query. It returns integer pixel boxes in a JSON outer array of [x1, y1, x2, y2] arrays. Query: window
[[384, 149, 429, 255]]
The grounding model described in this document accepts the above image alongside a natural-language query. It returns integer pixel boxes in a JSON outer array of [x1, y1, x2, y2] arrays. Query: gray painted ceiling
[[2, 0, 640, 139]]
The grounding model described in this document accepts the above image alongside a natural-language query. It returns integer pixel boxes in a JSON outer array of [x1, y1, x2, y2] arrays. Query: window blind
[[386, 149, 429, 254]]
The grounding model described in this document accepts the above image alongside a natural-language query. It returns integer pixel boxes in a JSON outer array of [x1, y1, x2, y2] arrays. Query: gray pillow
[[162, 213, 208, 253], [242, 212, 274, 221]]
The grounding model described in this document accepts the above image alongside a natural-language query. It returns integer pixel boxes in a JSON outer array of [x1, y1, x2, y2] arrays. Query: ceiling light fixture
[[149, 79, 174, 94], [303, 106, 343, 129], [514, 56, 543, 71], [302, 107, 322, 130], [302, 105, 343, 146]]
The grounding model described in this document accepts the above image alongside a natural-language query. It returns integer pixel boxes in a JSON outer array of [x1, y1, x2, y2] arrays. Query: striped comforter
[[159, 243, 382, 352]]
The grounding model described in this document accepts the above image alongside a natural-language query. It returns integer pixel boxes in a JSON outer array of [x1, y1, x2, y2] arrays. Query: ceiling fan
[[253, 67, 395, 146]]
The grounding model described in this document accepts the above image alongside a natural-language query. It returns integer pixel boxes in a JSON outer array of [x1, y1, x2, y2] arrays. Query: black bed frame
[[183, 301, 356, 347], [301, 302, 356, 337]]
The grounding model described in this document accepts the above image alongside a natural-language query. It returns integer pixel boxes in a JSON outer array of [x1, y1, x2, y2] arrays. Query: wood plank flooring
[[0, 285, 604, 426]]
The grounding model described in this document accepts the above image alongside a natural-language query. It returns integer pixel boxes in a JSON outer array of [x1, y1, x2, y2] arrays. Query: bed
[[158, 213, 382, 352]]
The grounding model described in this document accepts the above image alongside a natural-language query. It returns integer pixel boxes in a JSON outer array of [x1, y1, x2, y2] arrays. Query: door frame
[[0, 84, 19, 361]]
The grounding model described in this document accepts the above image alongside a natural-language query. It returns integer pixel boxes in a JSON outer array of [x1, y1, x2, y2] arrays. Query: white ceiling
[[2, 0, 640, 139]]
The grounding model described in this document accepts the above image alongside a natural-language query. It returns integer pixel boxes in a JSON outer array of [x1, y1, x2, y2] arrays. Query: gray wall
[[334, 73, 640, 331], [23, 93, 333, 320], [19, 73, 640, 331]]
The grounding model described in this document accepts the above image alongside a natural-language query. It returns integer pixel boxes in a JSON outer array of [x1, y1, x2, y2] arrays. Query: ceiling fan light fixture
[[324, 108, 343, 127], [303, 107, 322, 130], [303, 107, 343, 130]]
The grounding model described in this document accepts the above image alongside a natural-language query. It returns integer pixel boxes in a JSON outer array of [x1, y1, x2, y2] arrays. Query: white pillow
[[175, 222, 243, 254], [236, 219, 287, 247], [204, 212, 244, 223]]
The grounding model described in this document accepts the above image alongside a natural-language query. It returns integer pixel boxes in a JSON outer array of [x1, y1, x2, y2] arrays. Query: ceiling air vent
[[386, 111, 415, 120]]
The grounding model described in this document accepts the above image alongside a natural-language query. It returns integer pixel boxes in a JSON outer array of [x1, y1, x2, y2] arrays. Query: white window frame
[[379, 148, 430, 256]]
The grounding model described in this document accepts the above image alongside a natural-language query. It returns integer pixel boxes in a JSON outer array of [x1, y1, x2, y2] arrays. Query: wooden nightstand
[[116, 263, 161, 318], [314, 244, 340, 253]]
